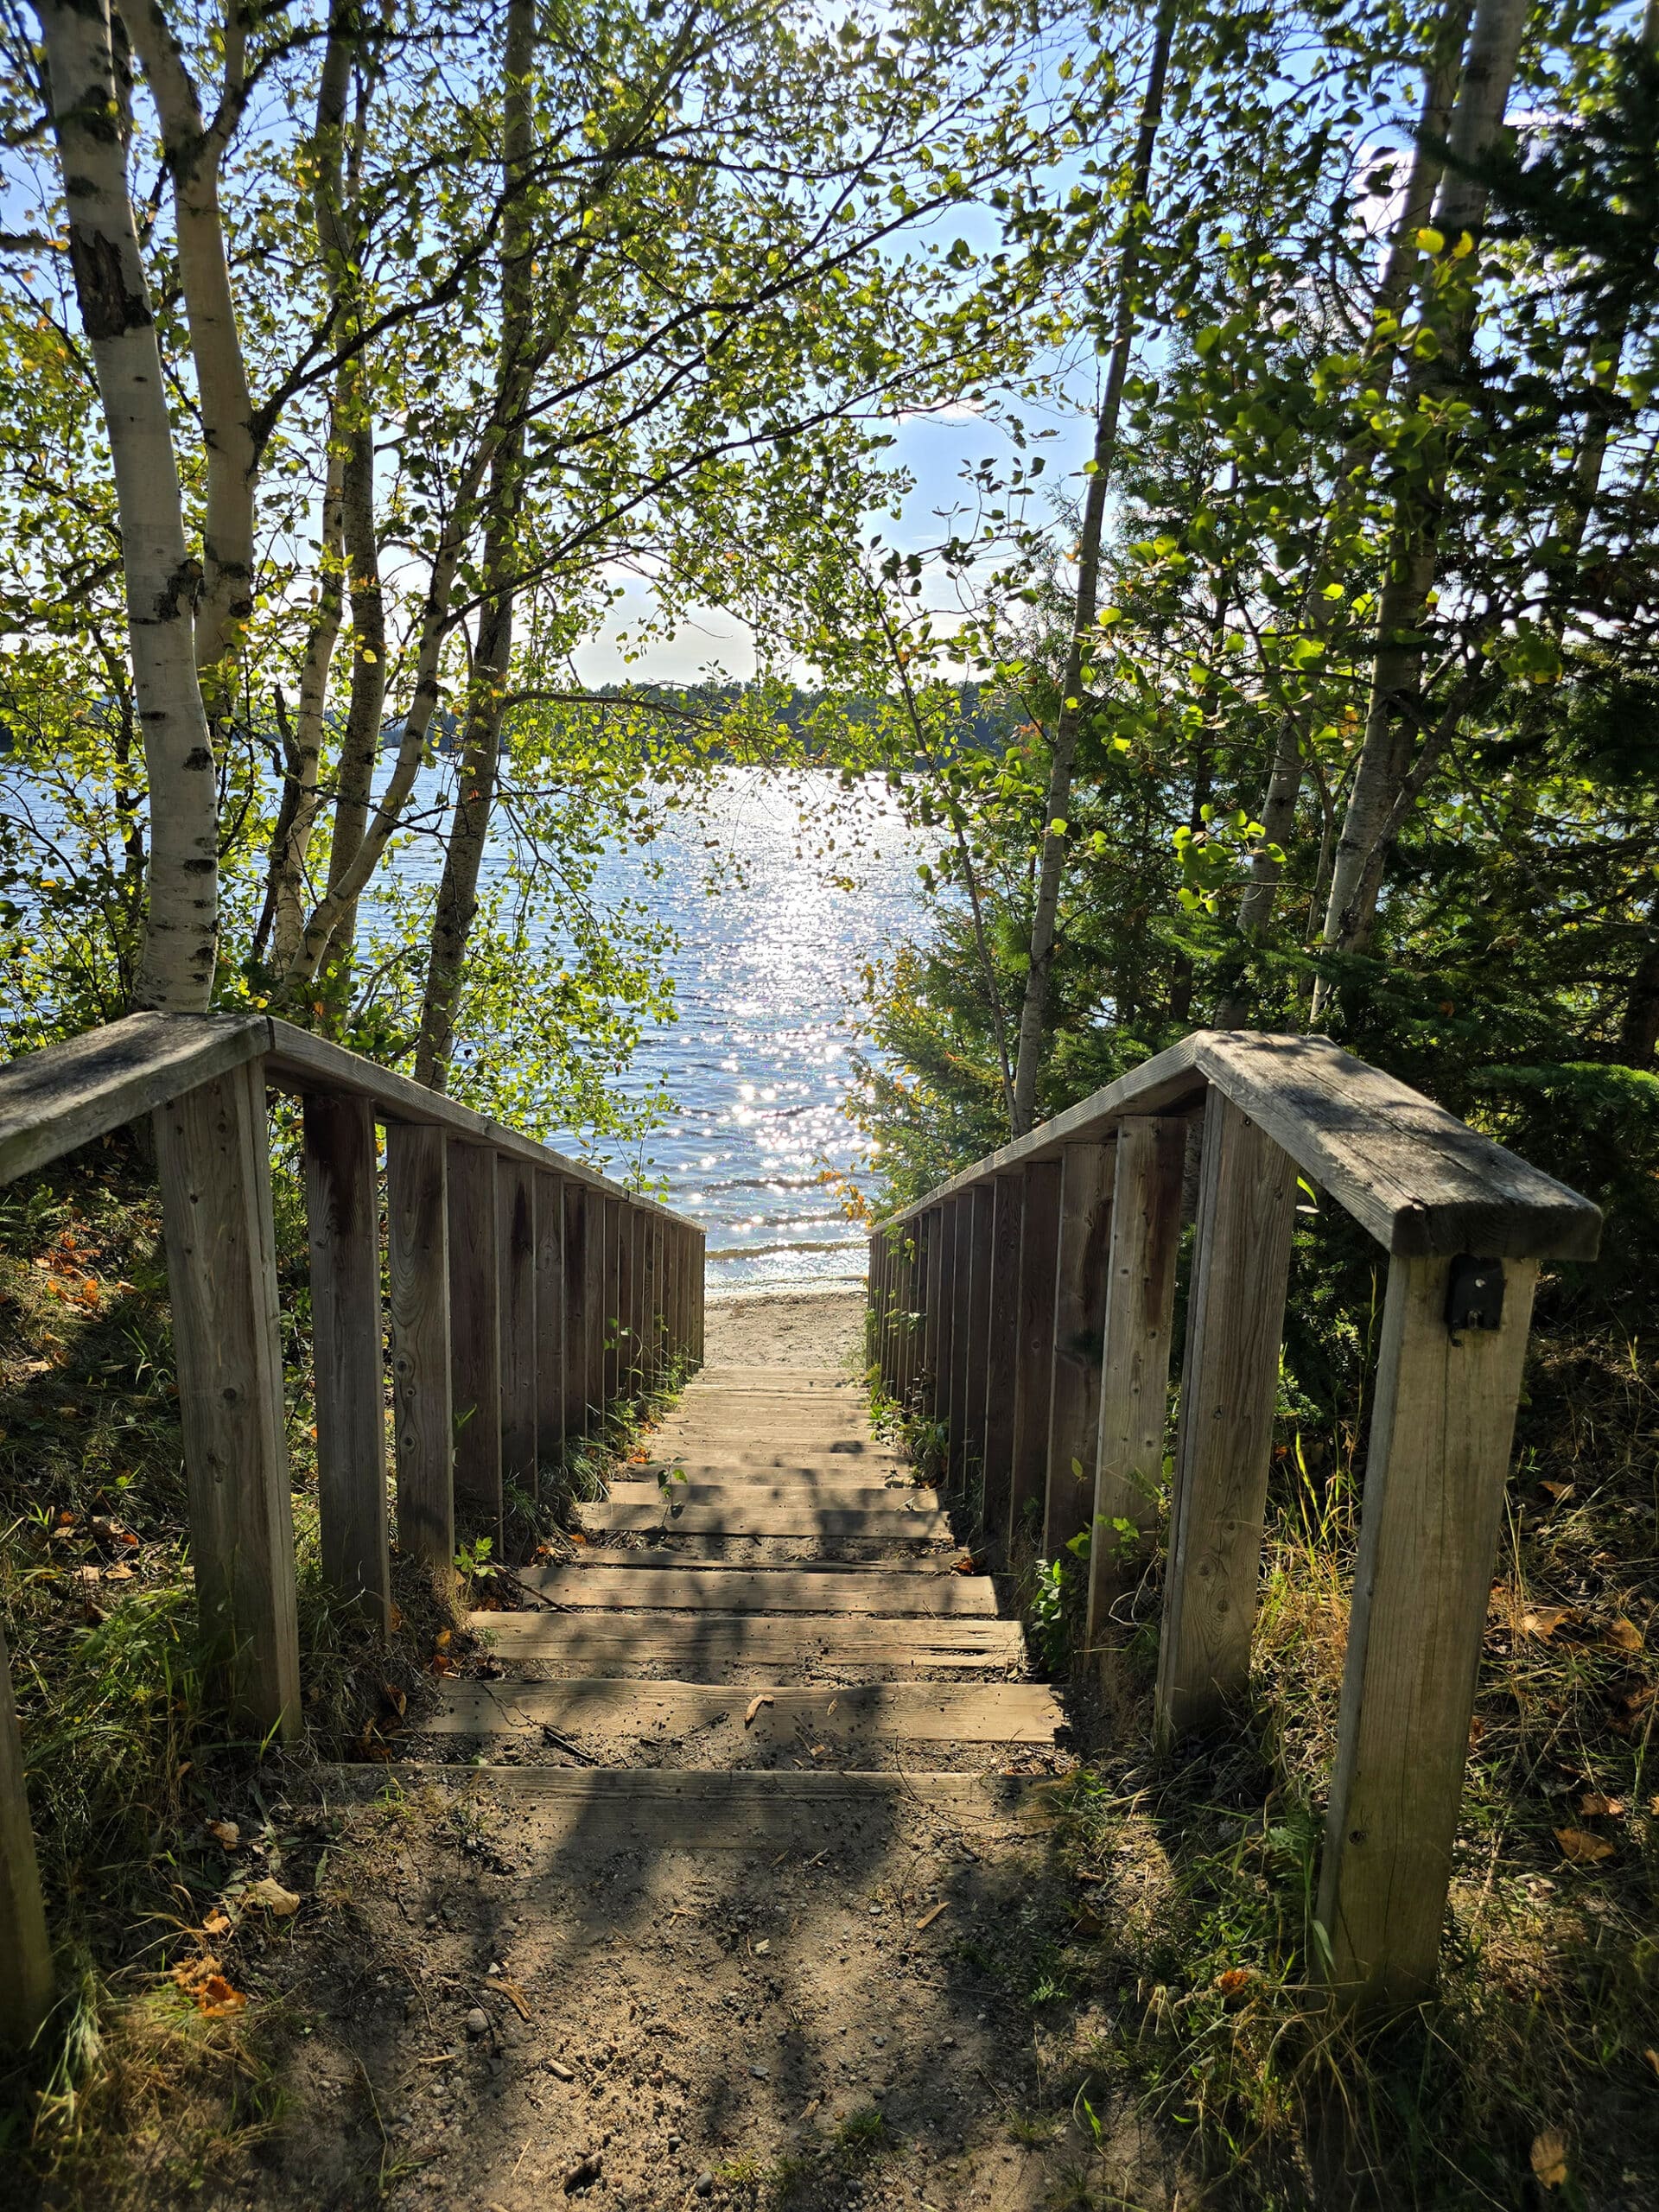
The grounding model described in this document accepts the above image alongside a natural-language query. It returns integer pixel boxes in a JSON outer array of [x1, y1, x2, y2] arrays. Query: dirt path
[[155, 1297, 1180, 2212]]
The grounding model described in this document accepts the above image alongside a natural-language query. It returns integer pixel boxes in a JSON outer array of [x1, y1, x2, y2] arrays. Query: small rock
[[695, 2173, 715, 2197], [749, 2065, 770, 2081], [464, 2007, 490, 2039], [667, 2134, 680, 2151]]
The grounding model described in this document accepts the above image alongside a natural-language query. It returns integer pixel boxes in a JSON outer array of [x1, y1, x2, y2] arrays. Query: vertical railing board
[[981, 1173, 1023, 1554], [154, 1059, 301, 1738], [1318, 1252, 1538, 2009], [694, 1228, 706, 1364], [497, 1155, 538, 1503], [533, 1169, 565, 1474], [446, 1140, 502, 1516], [650, 1214, 666, 1381], [1007, 1160, 1063, 1558], [617, 1204, 639, 1397], [302, 1091, 391, 1634], [602, 1196, 623, 1407], [878, 1227, 899, 1394], [1154, 1088, 1296, 1740], [0, 1618, 53, 2054], [935, 1198, 959, 1434], [386, 1122, 453, 1583], [921, 1205, 944, 1417], [560, 1179, 594, 1436], [955, 1183, 994, 1497], [1085, 1116, 1186, 1664], [1044, 1141, 1116, 1557]]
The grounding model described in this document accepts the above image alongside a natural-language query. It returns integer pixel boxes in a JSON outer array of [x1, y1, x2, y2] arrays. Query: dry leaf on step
[[1529, 2129, 1568, 2188], [1605, 1617, 1643, 1652], [1521, 1607, 1572, 1640], [244, 1877, 302, 1916], [1553, 1828, 1615, 1866], [1579, 1793, 1624, 1817], [744, 1694, 774, 1727], [207, 1820, 240, 1850]]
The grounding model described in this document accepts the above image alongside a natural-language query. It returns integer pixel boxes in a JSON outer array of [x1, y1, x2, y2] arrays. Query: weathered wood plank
[[922, 1202, 945, 1417], [560, 1179, 594, 1438], [385, 1122, 453, 1585], [1007, 1160, 1062, 1557], [429, 1676, 1060, 1745], [1044, 1141, 1115, 1557], [533, 1170, 564, 1471], [497, 1156, 537, 1501], [1085, 1117, 1186, 1662], [302, 1091, 390, 1633], [446, 1141, 501, 1515], [1155, 1090, 1297, 1740], [522, 1563, 999, 1616], [1195, 1032, 1600, 1260], [981, 1173, 1022, 1548], [473, 1609, 1024, 1674], [154, 1060, 300, 1738], [953, 1183, 993, 1492], [0, 1618, 53, 2052], [584, 1498, 951, 1538], [0, 1012, 270, 1187], [602, 1195, 623, 1406], [1318, 1253, 1538, 2010]]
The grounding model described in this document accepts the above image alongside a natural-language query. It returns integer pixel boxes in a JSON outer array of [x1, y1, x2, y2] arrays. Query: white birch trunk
[[36, 0, 218, 1011]]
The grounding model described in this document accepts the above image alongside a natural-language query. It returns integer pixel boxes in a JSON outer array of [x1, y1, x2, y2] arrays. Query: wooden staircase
[[423, 1361, 1062, 1828]]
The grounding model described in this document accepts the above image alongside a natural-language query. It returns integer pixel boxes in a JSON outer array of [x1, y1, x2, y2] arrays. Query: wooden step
[[518, 1563, 999, 1616], [425, 1677, 1062, 1745], [321, 1764, 1047, 1847], [606, 1480, 941, 1513], [582, 1499, 951, 1539], [635, 1456, 912, 1483], [569, 1551, 965, 1578], [645, 1443, 901, 1465], [690, 1369, 860, 1393], [471, 1610, 1026, 1675]]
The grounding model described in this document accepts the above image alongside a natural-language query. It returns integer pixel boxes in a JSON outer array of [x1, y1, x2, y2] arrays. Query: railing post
[[981, 1173, 1022, 1551], [1155, 1088, 1296, 1741], [385, 1123, 453, 1585], [694, 1227, 705, 1365], [533, 1170, 564, 1475], [920, 1204, 944, 1415], [953, 1183, 994, 1495], [1318, 1252, 1538, 2010], [154, 1059, 301, 1738], [602, 1195, 623, 1407], [650, 1214, 666, 1382], [1007, 1159, 1062, 1559], [878, 1226, 900, 1393], [1045, 1141, 1115, 1556], [1, 1619, 53, 2054], [302, 1091, 391, 1634], [1085, 1117, 1186, 1666], [933, 1198, 959, 1432], [446, 1140, 502, 1521], [617, 1204, 639, 1396], [497, 1156, 537, 1503]]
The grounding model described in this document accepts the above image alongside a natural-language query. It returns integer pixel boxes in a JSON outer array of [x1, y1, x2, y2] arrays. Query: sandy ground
[[703, 1292, 866, 1372]]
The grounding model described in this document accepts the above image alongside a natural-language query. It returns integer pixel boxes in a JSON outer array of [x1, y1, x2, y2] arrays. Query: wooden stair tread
[[569, 1550, 964, 1577], [517, 1563, 1000, 1616], [605, 1479, 941, 1512], [582, 1500, 951, 1538], [425, 1677, 1061, 1745], [471, 1610, 1026, 1673]]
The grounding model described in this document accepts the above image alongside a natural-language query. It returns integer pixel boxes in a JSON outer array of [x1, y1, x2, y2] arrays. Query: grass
[[0, 1132, 686, 2202]]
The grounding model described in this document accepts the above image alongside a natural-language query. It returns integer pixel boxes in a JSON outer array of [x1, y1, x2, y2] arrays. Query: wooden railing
[[0, 1012, 703, 2050], [868, 1027, 1601, 2012]]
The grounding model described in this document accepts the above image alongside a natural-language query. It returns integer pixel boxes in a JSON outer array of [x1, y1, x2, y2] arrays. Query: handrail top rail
[[0, 1012, 698, 1227], [876, 1027, 1601, 1262]]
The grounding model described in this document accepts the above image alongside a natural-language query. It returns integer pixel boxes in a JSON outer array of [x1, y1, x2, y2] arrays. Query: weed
[[832, 2103, 888, 2155]]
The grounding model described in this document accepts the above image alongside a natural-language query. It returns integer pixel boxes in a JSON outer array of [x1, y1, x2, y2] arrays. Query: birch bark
[[35, 0, 219, 1011]]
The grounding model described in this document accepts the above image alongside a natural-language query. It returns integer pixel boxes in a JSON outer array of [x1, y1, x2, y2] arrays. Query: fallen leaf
[[498, 1978, 532, 2022], [1538, 1480, 1573, 1502], [389, 1602, 404, 1633], [104, 1563, 134, 1582], [244, 1877, 302, 1916], [1522, 1607, 1573, 1640], [381, 1683, 407, 1719], [1529, 2129, 1567, 2188], [172, 1955, 248, 2018], [1580, 1793, 1624, 1818], [744, 1694, 774, 1727], [207, 1820, 240, 1850], [434, 1628, 452, 1650], [569, 1529, 588, 1545], [1643, 2049, 1659, 2083], [1214, 1967, 1255, 1999], [1605, 1618, 1644, 1653], [202, 1910, 232, 1937], [916, 1901, 948, 1932], [1554, 1828, 1615, 1866]]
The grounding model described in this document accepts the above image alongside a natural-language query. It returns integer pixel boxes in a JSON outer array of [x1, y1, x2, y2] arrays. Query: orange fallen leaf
[[172, 1955, 248, 2018], [434, 1628, 452, 1650], [202, 1910, 232, 1937], [1554, 1827, 1615, 1866], [1642, 2049, 1659, 2083], [244, 1877, 302, 1916], [389, 1602, 404, 1633], [207, 1820, 240, 1850], [1538, 1480, 1573, 1501], [1580, 1793, 1624, 1818], [1214, 1967, 1255, 1999], [1605, 1618, 1644, 1653], [1522, 1608, 1572, 1640], [1529, 2129, 1567, 2188]]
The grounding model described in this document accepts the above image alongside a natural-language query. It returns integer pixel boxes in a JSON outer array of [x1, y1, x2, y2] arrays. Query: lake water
[[396, 769, 926, 1296]]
